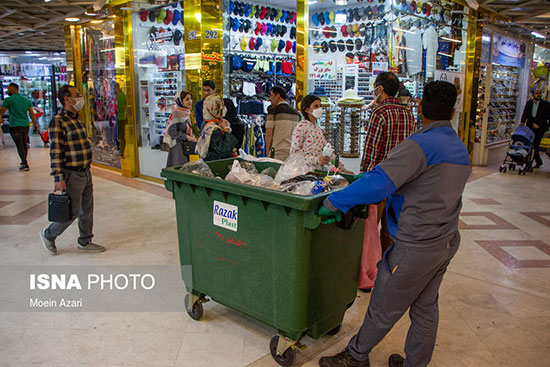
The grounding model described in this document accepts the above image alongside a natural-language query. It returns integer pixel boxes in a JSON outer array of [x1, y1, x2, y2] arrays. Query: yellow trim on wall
[[296, 0, 308, 109]]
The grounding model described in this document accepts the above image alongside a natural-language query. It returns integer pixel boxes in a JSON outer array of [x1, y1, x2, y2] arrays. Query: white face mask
[[373, 86, 382, 102], [311, 107, 323, 119], [72, 97, 85, 111]]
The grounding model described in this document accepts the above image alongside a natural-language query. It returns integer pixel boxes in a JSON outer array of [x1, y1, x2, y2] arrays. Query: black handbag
[[48, 192, 72, 222], [182, 141, 197, 155]]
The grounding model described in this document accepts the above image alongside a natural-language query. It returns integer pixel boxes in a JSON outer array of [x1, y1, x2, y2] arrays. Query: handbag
[[48, 192, 72, 222], [182, 141, 197, 155]]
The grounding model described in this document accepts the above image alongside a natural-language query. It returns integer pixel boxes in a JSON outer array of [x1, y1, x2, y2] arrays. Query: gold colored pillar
[[114, 4, 138, 177], [184, 0, 203, 110], [63, 25, 75, 86], [461, 9, 482, 154], [296, 0, 309, 108], [184, 0, 223, 128], [200, 0, 223, 93]]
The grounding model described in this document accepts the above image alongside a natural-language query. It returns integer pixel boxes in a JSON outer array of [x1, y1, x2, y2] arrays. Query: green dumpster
[[162, 158, 365, 366]]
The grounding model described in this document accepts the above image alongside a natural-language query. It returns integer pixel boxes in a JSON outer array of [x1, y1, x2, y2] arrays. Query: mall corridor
[[0, 136, 549, 367]]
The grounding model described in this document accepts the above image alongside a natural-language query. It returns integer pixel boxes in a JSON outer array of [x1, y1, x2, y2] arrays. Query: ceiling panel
[[0, 0, 96, 51]]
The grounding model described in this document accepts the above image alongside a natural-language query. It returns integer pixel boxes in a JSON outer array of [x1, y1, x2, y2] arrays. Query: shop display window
[[132, 2, 185, 178], [531, 45, 550, 100], [474, 31, 526, 150], [80, 20, 121, 169], [307, 0, 469, 154], [222, 0, 297, 156], [0, 63, 67, 134]]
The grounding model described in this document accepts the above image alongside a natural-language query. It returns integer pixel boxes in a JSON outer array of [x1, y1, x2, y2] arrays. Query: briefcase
[[48, 192, 72, 222]]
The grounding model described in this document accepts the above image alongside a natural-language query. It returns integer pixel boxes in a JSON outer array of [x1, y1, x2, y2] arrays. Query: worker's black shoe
[[388, 353, 405, 367], [319, 347, 370, 366]]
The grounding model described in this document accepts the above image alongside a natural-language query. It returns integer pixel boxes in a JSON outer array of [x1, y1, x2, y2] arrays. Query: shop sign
[[185, 53, 201, 70], [202, 52, 223, 62], [434, 70, 465, 112], [308, 60, 336, 80], [21, 63, 49, 77], [492, 33, 526, 68], [213, 201, 238, 232], [372, 62, 388, 75]]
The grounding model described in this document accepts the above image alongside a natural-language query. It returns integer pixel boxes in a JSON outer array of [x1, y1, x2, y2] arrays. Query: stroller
[[499, 126, 535, 175]]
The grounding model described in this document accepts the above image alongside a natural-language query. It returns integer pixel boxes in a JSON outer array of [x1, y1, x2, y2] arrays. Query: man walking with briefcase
[[39, 85, 105, 255]]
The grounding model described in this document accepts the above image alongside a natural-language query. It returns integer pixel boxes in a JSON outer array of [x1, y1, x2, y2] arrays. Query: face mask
[[222, 106, 227, 117], [72, 97, 85, 111], [373, 86, 382, 101], [311, 107, 324, 119]]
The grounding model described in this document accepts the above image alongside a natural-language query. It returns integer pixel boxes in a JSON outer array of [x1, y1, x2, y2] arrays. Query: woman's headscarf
[[163, 93, 192, 148], [203, 94, 225, 121], [196, 94, 226, 158]]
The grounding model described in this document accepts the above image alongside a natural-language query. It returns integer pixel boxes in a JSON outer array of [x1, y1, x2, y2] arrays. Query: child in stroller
[[499, 126, 535, 175]]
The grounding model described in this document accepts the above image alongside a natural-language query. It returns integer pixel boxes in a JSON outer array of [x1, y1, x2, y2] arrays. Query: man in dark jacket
[[521, 89, 550, 168]]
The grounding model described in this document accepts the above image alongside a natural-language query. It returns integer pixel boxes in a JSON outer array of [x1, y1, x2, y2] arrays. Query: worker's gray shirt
[[327, 120, 471, 247]]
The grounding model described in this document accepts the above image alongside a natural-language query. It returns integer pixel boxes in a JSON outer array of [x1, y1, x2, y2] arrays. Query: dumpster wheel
[[185, 293, 205, 321], [270, 335, 296, 366]]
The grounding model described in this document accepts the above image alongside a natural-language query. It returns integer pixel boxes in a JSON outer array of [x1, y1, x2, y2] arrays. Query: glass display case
[[132, 2, 185, 178], [80, 20, 121, 169]]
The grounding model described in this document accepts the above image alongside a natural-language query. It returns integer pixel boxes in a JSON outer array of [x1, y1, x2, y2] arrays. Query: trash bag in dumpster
[[179, 159, 214, 177]]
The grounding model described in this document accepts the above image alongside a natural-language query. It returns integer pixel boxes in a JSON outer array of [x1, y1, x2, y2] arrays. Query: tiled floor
[[1, 135, 550, 366]]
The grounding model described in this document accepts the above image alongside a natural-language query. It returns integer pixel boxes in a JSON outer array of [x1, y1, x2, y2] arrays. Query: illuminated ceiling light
[[531, 31, 545, 39], [335, 0, 347, 5], [85, 11, 100, 16], [25, 51, 33, 54], [91, 20, 103, 24], [65, 17, 80, 22]]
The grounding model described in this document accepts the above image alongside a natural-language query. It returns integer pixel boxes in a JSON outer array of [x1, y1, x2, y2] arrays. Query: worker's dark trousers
[[348, 232, 460, 367]]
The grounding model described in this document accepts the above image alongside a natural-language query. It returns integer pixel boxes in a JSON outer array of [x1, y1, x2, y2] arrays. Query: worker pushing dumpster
[[162, 158, 366, 366]]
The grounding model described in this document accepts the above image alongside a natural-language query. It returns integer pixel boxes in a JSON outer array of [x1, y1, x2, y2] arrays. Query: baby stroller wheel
[[518, 168, 523, 175], [510, 164, 515, 171], [499, 165, 506, 173]]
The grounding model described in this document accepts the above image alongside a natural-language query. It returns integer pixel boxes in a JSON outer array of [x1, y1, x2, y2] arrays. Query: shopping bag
[[358, 204, 382, 290], [48, 192, 72, 222]]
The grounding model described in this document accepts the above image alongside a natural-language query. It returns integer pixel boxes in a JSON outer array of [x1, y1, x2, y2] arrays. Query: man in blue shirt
[[318, 81, 471, 367], [194, 80, 216, 131], [0, 83, 37, 171]]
